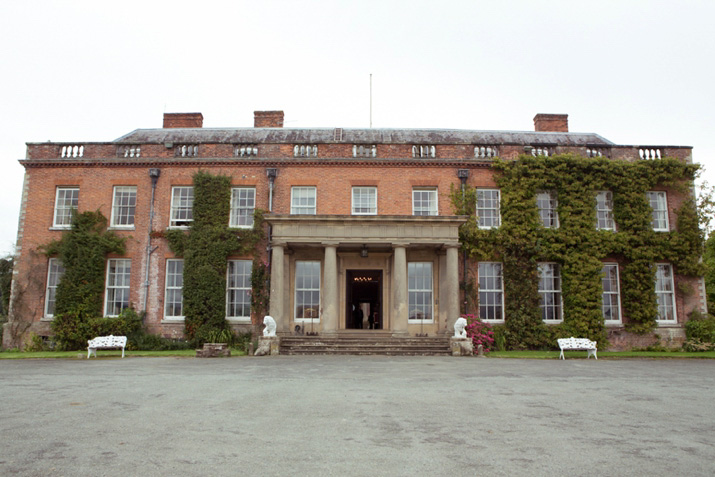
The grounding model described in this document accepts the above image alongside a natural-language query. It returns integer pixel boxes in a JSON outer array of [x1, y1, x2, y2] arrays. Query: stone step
[[279, 336, 452, 356]]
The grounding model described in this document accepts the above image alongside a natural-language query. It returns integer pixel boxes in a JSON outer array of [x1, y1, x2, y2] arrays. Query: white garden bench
[[557, 337, 597, 360], [87, 335, 127, 359]]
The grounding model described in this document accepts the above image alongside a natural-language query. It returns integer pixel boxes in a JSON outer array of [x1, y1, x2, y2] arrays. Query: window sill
[[227, 317, 252, 323], [543, 320, 564, 324], [108, 226, 136, 231], [295, 318, 320, 323], [49, 226, 71, 231], [161, 318, 185, 323], [656, 321, 679, 327]]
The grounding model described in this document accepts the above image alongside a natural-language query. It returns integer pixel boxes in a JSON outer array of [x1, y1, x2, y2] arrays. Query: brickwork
[[3, 111, 701, 350]]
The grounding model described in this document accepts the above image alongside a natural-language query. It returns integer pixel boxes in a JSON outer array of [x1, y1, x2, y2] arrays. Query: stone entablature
[[266, 215, 465, 248]]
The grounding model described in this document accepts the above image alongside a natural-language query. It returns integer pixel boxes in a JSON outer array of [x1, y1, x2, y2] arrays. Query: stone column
[[443, 244, 460, 335], [392, 244, 408, 336], [322, 243, 339, 336], [269, 242, 286, 333]]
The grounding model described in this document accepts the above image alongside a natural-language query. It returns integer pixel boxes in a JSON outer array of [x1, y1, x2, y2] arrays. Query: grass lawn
[[1, 349, 714, 359], [0, 349, 248, 359], [488, 350, 715, 359]]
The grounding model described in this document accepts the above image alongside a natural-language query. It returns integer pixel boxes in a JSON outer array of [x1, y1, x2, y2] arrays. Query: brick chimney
[[254, 111, 284, 128], [163, 113, 204, 128], [534, 114, 568, 132]]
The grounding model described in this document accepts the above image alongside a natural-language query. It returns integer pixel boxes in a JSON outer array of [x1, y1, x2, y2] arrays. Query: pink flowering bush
[[463, 314, 495, 353]]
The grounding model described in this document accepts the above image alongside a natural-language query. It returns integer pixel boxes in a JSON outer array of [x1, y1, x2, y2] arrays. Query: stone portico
[[266, 215, 466, 337]]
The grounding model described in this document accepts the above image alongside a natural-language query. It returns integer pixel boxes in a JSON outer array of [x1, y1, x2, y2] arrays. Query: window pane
[[170, 187, 194, 227], [230, 188, 256, 227], [477, 190, 501, 228], [165, 259, 184, 319], [601, 264, 621, 322], [54, 187, 79, 227], [295, 261, 320, 320], [227, 260, 252, 319], [291, 187, 317, 215], [111, 186, 137, 227], [408, 262, 433, 322], [536, 191, 559, 228], [105, 259, 131, 317], [352, 187, 377, 215], [478, 262, 503, 321], [538, 263, 562, 321]]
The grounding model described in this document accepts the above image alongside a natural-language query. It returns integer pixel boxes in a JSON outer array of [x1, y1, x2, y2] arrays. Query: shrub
[[463, 314, 495, 353], [684, 312, 715, 346]]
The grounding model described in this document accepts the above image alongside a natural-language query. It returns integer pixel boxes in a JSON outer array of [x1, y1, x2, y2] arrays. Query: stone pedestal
[[255, 336, 280, 356], [450, 337, 474, 357], [196, 343, 231, 358]]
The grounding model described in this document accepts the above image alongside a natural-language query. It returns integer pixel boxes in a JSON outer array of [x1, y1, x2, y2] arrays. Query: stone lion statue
[[263, 316, 277, 337], [454, 317, 468, 338]]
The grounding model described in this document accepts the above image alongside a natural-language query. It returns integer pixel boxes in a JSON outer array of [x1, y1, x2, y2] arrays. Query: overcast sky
[[1, 0, 714, 256]]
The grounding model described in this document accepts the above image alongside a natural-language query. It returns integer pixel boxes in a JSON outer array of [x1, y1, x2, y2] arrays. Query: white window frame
[[229, 187, 256, 228], [104, 259, 131, 317], [412, 188, 438, 216], [478, 262, 504, 322], [538, 262, 563, 322], [647, 191, 669, 232], [226, 260, 252, 322], [295, 260, 321, 322], [44, 258, 65, 319], [408, 262, 434, 323], [291, 186, 317, 215], [477, 189, 501, 229], [170, 186, 194, 228], [164, 259, 184, 321], [596, 191, 615, 231], [601, 263, 622, 324], [352, 187, 377, 215], [53, 187, 79, 228], [536, 191, 559, 228], [110, 186, 137, 228], [655, 263, 677, 323]]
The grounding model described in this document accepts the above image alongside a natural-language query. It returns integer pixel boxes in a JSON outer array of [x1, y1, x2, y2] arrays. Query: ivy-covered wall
[[167, 170, 265, 343], [455, 154, 702, 350]]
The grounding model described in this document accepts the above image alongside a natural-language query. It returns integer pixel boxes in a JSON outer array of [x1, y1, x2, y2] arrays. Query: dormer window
[[412, 145, 436, 158]]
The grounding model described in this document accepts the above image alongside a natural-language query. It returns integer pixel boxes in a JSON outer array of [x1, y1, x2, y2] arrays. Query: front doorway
[[346, 270, 382, 330]]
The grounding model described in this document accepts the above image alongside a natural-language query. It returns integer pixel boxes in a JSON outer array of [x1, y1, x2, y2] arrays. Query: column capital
[[271, 240, 287, 248], [321, 241, 340, 247]]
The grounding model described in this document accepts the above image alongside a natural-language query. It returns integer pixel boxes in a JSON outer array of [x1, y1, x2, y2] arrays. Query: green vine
[[166, 171, 265, 343], [42, 210, 127, 350], [453, 154, 702, 349]]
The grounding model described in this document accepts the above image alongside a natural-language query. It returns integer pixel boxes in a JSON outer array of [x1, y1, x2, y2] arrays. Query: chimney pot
[[534, 114, 568, 133]]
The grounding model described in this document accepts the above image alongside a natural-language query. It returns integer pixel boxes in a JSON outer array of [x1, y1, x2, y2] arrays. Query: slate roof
[[115, 127, 615, 146]]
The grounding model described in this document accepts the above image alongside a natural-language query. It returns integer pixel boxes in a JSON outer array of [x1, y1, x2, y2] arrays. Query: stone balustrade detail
[[60, 145, 84, 158], [639, 148, 662, 160]]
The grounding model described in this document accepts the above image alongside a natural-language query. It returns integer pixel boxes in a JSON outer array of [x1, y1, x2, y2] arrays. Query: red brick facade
[[2, 111, 705, 349]]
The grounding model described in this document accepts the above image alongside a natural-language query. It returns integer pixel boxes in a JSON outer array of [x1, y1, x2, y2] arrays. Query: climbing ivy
[[453, 154, 702, 349], [166, 170, 265, 344], [43, 210, 127, 350]]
